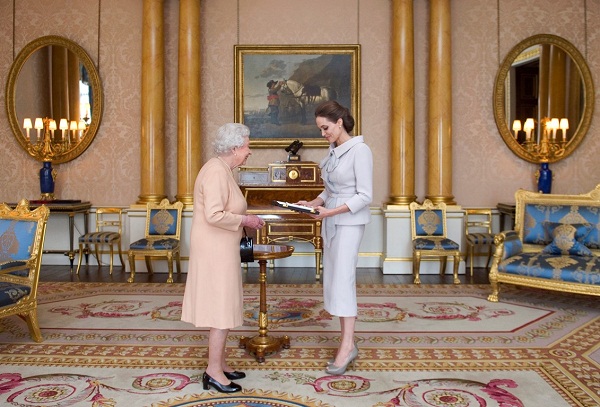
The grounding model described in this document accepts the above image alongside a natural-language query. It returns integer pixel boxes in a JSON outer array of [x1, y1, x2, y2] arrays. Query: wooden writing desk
[[497, 202, 516, 230], [241, 183, 324, 279]]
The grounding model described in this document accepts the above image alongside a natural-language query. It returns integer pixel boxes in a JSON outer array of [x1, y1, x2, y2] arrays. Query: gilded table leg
[[166, 252, 174, 283], [315, 249, 322, 281], [68, 213, 75, 269]]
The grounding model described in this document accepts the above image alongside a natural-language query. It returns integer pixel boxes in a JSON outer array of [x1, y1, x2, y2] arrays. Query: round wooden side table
[[239, 244, 294, 362]]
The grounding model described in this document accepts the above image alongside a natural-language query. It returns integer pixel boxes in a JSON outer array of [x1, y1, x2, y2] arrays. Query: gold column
[[138, 0, 167, 204], [426, 0, 455, 204], [548, 45, 567, 118], [538, 44, 550, 127], [67, 52, 80, 127], [51, 46, 69, 141], [176, 0, 202, 206], [387, 0, 416, 206], [567, 57, 581, 141]]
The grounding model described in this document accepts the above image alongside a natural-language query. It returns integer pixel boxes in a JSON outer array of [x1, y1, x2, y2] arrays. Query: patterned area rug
[[0, 282, 598, 407]]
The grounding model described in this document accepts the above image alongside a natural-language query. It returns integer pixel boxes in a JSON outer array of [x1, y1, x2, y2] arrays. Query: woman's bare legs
[[332, 316, 357, 367], [205, 328, 231, 384]]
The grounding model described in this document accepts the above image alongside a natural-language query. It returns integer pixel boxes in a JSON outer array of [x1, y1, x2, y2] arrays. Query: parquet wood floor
[[40, 265, 490, 285]]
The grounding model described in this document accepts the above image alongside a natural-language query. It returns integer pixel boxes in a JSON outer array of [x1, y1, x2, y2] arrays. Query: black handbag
[[240, 228, 254, 263]]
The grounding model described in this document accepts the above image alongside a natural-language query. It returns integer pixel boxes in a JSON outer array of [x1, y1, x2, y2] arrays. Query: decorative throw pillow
[[542, 222, 594, 256]]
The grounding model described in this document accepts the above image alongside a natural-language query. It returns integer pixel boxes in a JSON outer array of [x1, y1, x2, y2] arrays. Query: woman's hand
[[311, 204, 349, 220], [311, 205, 328, 219], [242, 214, 265, 230]]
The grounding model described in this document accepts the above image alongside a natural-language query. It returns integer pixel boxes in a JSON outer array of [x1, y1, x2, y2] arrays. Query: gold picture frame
[[234, 44, 361, 148]]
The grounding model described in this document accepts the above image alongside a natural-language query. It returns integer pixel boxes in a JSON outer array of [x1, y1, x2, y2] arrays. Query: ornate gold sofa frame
[[488, 185, 600, 302], [0, 199, 50, 342]]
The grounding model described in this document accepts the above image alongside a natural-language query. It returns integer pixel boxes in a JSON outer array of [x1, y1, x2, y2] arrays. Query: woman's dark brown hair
[[314, 100, 355, 134]]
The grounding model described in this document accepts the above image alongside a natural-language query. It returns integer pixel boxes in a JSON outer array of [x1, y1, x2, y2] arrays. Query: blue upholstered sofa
[[488, 185, 600, 301]]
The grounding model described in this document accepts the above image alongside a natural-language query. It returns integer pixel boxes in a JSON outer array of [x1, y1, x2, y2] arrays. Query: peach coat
[[181, 157, 246, 329]]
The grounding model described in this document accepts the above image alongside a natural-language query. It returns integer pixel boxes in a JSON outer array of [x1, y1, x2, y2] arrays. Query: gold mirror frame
[[493, 34, 594, 163], [6, 35, 103, 164]]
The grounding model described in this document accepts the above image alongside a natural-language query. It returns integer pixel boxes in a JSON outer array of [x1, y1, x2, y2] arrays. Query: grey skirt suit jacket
[[318, 135, 373, 246]]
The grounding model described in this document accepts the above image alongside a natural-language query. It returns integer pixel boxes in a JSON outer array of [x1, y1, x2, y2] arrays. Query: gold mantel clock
[[268, 162, 320, 184]]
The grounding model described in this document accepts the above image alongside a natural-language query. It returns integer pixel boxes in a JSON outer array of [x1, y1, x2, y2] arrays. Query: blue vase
[[40, 161, 55, 199], [537, 162, 552, 194]]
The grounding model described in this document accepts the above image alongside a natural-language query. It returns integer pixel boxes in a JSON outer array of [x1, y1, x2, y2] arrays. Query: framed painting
[[234, 44, 361, 148]]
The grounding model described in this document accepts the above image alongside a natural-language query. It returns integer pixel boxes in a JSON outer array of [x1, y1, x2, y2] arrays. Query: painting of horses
[[234, 45, 360, 148]]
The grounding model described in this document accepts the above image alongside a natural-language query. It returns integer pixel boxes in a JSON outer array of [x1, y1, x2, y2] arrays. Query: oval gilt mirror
[[493, 34, 594, 163], [6, 35, 103, 164]]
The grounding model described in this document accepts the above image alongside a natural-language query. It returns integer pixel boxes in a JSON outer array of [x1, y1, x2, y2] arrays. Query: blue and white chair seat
[[0, 282, 31, 306], [414, 237, 460, 250], [129, 238, 180, 250]]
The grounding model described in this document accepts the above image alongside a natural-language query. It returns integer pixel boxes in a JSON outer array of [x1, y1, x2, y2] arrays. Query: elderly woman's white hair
[[213, 123, 250, 155]]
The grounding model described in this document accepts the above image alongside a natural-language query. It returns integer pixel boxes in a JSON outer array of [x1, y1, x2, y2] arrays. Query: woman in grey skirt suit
[[296, 100, 373, 375]]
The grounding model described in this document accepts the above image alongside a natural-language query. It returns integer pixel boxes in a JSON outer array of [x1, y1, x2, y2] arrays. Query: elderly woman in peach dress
[[181, 123, 264, 393]]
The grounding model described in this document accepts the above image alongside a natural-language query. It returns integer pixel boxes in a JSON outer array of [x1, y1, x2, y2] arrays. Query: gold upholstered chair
[[409, 199, 461, 285], [464, 208, 495, 277], [0, 199, 50, 342], [76, 207, 126, 275], [127, 199, 183, 283]]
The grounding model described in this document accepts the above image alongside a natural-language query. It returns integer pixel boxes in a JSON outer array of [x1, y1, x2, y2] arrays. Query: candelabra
[[513, 117, 569, 163], [513, 117, 570, 194], [23, 117, 88, 159]]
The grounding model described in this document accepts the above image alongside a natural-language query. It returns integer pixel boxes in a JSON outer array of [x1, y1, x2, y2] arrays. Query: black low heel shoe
[[202, 372, 242, 393], [224, 371, 246, 380]]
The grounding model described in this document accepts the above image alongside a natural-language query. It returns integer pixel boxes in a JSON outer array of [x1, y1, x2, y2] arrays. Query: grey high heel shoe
[[327, 343, 359, 366], [325, 345, 358, 375]]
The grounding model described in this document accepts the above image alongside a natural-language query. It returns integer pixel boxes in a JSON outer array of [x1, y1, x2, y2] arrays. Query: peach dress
[[181, 157, 246, 329]]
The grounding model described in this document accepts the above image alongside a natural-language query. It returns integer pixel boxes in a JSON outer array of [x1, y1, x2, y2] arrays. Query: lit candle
[[59, 119, 68, 142], [49, 119, 57, 140], [23, 118, 32, 141], [70, 120, 78, 142], [559, 118, 569, 141], [78, 120, 86, 140], [34, 118, 43, 140], [550, 118, 559, 140], [512, 120, 522, 139], [523, 118, 534, 141]]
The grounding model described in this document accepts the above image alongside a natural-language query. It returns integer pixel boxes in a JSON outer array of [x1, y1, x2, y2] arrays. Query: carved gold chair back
[[128, 199, 183, 283], [0, 199, 50, 342], [409, 199, 461, 285]]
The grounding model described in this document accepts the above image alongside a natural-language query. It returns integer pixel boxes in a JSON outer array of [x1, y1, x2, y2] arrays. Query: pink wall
[[0, 0, 598, 207]]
